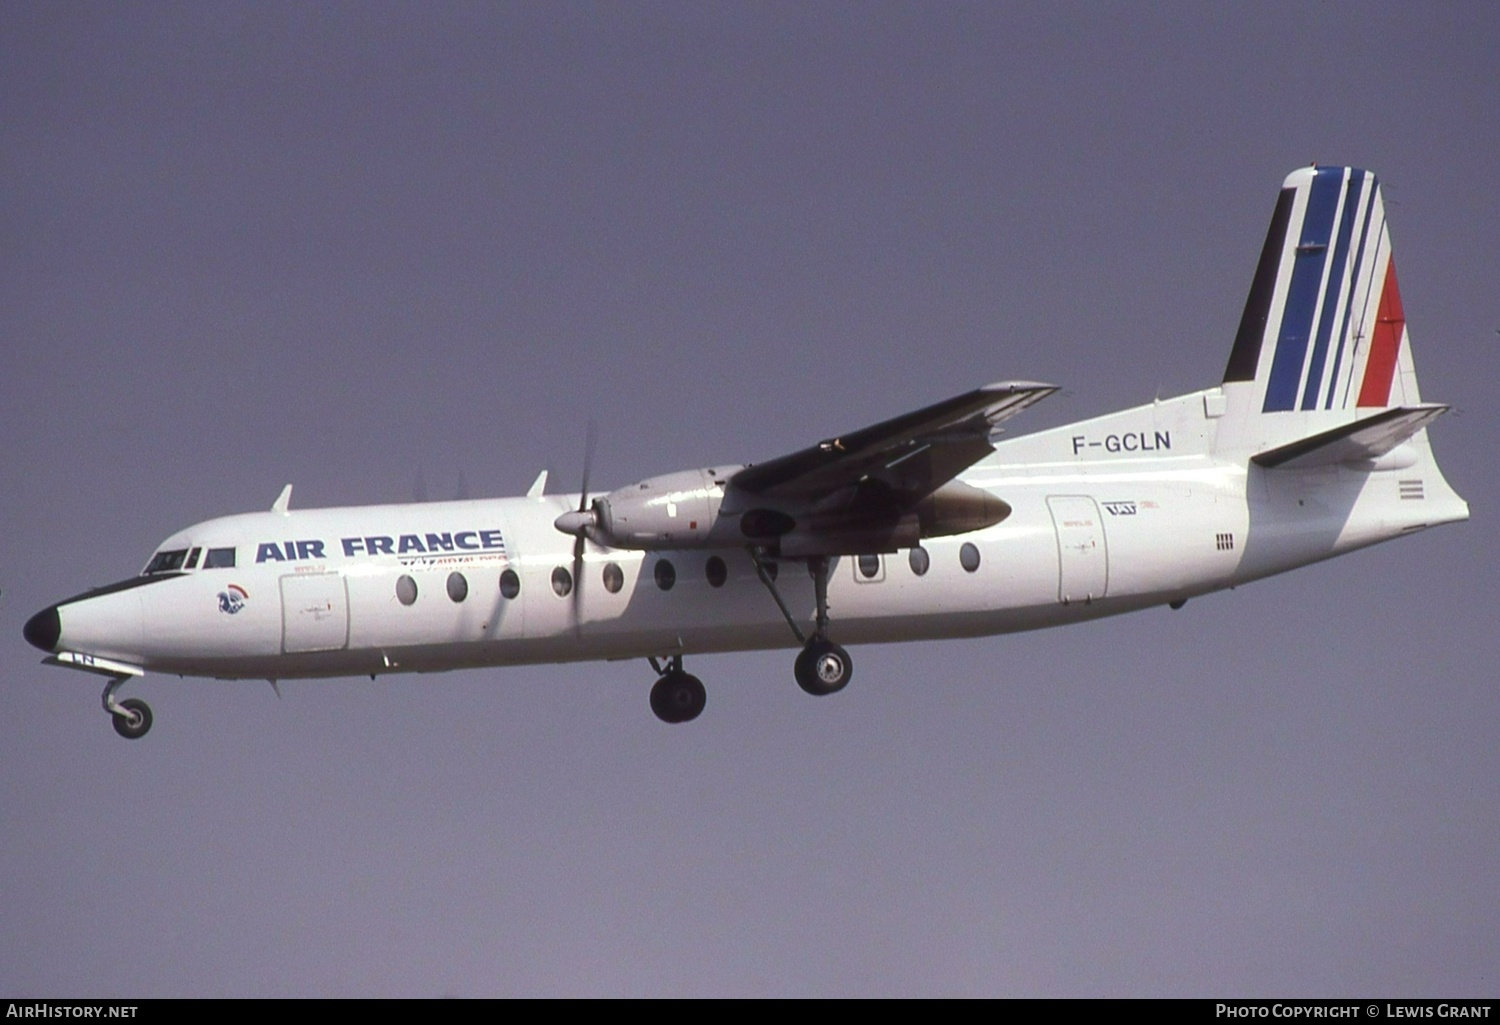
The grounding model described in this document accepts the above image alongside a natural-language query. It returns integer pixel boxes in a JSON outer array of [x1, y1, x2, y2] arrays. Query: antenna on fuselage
[[271, 484, 293, 514]]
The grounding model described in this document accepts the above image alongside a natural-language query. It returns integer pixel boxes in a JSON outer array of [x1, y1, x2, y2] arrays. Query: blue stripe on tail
[[1262, 168, 1342, 412], [1300, 172, 1364, 409]]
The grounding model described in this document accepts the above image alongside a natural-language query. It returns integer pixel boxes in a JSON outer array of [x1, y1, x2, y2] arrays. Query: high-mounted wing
[[731, 381, 1057, 500], [553, 380, 1057, 557]]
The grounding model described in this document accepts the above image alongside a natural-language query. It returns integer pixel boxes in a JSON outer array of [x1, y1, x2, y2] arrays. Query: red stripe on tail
[[1357, 258, 1405, 407]]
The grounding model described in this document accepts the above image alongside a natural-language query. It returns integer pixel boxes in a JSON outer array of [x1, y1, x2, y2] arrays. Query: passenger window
[[856, 554, 880, 579], [705, 556, 727, 588], [203, 547, 237, 569], [396, 575, 418, 606], [654, 559, 676, 591], [447, 572, 468, 603], [908, 547, 930, 576], [603, 563, 624, 593], [551, 566, 573, 597], [960, 542, 981, 573], [499, 568, 521, 599]]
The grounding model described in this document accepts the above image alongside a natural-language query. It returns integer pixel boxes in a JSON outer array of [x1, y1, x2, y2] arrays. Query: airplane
[[23, 166, 1469, 738]]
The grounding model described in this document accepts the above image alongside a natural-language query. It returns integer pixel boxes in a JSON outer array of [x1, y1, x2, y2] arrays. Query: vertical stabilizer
[[1215, 166, 1466, 533], [1222, 166, 1420, 417]]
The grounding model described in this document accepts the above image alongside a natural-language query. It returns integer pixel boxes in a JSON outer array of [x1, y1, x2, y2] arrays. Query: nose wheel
[[111, 698, 153, 739], [102, 676, 152, 740]]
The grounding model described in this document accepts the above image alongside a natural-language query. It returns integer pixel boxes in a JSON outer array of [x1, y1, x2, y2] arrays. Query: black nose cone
[[23, 605, 61, 652]]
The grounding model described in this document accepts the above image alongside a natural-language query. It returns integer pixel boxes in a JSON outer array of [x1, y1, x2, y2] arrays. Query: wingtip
[[981, 380, 1058, 393]]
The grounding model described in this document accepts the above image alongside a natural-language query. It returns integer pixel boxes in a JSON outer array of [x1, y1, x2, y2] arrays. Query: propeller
[[553, 422, 598, 628], [553, 422, 599, 543]]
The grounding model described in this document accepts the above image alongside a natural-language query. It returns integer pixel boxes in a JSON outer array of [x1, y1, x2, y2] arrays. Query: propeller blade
[[579, 419, 597, 513], [572, 532, 586, 626], [572, 421, 598, 631], [553, 422, 601, 541]]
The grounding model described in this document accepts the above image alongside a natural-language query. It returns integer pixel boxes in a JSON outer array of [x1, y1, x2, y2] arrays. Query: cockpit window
[[184, 548, 202, 570], [143, 549, 189, 575], [202, 547, 237, 569]]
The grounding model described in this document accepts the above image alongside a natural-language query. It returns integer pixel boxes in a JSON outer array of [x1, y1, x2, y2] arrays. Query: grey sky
[[3, 2, 1496, 996]]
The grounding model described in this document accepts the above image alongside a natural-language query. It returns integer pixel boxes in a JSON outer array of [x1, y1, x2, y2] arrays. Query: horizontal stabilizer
[[1251, 404, 1448, 469]]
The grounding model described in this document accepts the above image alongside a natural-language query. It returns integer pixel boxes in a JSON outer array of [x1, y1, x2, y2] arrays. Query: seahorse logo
[[217, 584, 248, 614]]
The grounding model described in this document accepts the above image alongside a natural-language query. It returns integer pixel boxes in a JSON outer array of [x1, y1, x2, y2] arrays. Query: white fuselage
[[43, 386, 1468, 683]]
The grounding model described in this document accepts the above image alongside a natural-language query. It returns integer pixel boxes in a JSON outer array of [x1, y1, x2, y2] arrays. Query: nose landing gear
[[111, 698, 153, 739], [102, 675, 152, 740]]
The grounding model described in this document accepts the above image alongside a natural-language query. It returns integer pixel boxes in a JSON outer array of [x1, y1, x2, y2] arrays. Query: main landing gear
[[755, 551, 854, 698], [648, 655, 706, 724], [103, 675, 152, 740], [793, 635, 852, 697], [644, 552, 854, 724]]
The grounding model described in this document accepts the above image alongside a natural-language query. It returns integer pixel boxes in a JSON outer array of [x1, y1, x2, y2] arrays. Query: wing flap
[[732, 381, 1056, 498], [1251, 404, 1448, 469]]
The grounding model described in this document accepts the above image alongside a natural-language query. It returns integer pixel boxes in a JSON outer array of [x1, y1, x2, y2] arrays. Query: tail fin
[[1223, 165, 1422, 414], [1215, 167, 1466, 530]]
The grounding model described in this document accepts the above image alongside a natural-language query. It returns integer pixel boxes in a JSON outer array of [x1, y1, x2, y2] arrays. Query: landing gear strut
[[648, 655, 706, 724], [102, 675, 152, 740], [752, 550, 854, 698]]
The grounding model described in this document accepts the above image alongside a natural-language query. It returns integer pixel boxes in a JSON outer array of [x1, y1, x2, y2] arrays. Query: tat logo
[[217, 584, 248, 615]]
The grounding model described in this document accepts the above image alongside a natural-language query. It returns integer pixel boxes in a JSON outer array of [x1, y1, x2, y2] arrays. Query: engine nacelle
[[593, 468, 732, 549], [916, 481, 1011, 538], [563, 471, 1010, 555]]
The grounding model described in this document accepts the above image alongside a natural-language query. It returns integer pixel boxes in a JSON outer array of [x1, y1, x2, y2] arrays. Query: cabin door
[[280, 573, 350, 653], [1047, 496, 1109, 604]]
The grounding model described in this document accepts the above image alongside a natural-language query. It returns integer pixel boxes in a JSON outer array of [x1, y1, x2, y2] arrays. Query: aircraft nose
[[23, 605, 62, 653]]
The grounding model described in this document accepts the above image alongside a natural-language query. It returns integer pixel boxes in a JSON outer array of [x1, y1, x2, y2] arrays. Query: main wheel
[[794, 637, 852, 696], [649, 671, 707, 724], [111, 697, 153, 740]]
